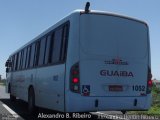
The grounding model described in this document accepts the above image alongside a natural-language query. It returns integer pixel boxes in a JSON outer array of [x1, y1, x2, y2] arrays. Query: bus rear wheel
[[28, 88, 36, 115], [9, 84, 16, 102], [121, 110, 126, 114], [10, 94, 16, 102]]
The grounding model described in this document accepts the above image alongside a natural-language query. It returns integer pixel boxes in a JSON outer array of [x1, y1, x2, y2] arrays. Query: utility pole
[[0, 75, 1, 81]]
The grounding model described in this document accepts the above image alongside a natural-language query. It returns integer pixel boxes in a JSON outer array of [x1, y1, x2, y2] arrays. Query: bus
[[5, 4, 152, 114]]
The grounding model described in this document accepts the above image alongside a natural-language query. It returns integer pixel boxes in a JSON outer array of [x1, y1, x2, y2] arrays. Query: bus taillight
[[72, 78, 79, 83], [70, 63, 80, 93], [148, 80, 152, 87], [147, 67, 152, 94]]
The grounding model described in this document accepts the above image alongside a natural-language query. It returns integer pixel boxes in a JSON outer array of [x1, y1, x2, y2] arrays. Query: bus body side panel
[[8, 69, 37, 102], [35, 64, 65, 111], [9, 72, 18, 98], [34, 19, 73, 112]]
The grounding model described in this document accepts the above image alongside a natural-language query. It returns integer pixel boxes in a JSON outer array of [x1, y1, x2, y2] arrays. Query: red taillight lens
[[147, 67, 152, 94], [148, 80, 152, 87], [72, 78, 79, 83], [70, 63, 80, 93]]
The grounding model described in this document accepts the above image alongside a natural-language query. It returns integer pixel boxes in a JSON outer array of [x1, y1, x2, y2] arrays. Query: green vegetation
[[130, 84, 160, 115]]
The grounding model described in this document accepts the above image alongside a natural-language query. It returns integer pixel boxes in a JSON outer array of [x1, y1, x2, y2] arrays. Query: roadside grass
[[129, 84, 160, 116]]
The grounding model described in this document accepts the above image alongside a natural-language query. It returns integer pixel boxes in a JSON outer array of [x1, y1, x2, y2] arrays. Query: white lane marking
[[91, 112, 129, 120], [2, 104, 19, 118]]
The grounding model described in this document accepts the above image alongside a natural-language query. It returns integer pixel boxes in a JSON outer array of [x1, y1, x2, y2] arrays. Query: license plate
[[109, 85, 123, 91]]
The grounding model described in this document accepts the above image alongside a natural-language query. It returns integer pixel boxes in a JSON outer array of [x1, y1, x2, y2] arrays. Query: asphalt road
[[0, 85, 159, 120]]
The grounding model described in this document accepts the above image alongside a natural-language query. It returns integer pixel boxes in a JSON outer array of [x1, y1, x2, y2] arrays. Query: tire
[[28, 88, 36, 115], [10, 94, 16, 102], [9, 85, 16, 102], [121, 110, 126, 114]]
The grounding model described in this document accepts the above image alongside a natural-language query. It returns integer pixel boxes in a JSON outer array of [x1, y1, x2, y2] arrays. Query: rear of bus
[[66, 11, 152, 112]]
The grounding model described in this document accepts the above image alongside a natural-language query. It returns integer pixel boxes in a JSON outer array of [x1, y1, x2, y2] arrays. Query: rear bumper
[[65, 94, 152, 112]]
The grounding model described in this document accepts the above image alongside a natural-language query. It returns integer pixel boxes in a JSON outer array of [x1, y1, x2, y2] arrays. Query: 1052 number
[[132, 85, 145, 91]]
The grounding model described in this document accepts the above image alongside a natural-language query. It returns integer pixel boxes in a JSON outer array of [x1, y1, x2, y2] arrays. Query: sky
[[0, 0, 160, 79]]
